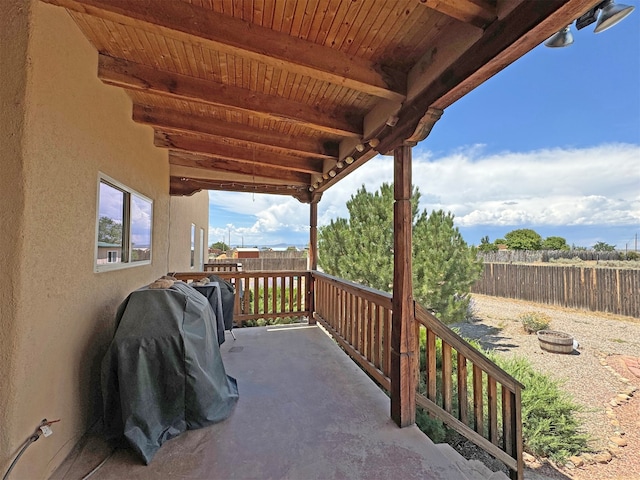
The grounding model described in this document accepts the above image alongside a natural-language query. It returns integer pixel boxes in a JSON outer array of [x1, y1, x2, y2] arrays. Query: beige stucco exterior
[[0, 2, 209, 478], [168, 191, 210, 272]]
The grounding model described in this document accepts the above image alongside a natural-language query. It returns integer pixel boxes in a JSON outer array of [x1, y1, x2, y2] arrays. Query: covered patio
[[51, 323, 501, 480], [1, 1, 608, 479]]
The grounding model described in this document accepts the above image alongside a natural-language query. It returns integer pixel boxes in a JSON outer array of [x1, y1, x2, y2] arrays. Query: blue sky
[[209, 9, 640, 250]]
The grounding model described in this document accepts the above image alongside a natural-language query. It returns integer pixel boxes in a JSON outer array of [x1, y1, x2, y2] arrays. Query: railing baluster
[[503, 387, 513, 456], [442, 341, 452, 413], [384, 308, 391, 378], [457, 352, 468, 425], [426, 329, 436, 401], [254, 276, 260, 316], [366, 300, 373, 361], [488, 376, 498, 445], [374, 305, 382, 370], [473, 364, 484, 437]]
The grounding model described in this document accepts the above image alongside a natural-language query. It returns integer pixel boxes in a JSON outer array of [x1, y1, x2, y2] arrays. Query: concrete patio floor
[[51, 323, 468, 480]]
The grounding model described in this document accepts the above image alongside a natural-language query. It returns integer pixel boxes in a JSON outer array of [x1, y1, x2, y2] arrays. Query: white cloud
[[319, 143, 640, 228], [209, 192, 308, 246], [209, 143, 640, 245]]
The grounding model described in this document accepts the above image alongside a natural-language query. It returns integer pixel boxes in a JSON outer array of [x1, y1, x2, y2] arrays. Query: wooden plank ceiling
[[44, 0, 598, 202]]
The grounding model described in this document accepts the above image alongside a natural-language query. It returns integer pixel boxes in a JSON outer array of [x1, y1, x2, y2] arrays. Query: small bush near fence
[[519, 311, 551, 334]]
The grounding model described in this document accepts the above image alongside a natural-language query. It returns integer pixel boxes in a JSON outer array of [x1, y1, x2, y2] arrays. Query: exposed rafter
[[132, 105, 339, 161], [170, 176, 312, 203], [99, 55, 362, 138], [417, 0, 497, 28], [157, 131, 323, 176], [42, 0, 406, 101], [169, 151, 311, 185]]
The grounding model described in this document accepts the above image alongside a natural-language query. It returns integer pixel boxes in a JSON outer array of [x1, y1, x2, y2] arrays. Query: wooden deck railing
[[171, 269, 523, 478], [414, 303, 524, 479], [312, 271, 523, 480], [312, 271, 393, 391], [170, 270, 310, 325]]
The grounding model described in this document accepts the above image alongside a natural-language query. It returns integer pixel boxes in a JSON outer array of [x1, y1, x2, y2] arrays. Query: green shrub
[[625, 251, 640, 261], [519, 311, 551, 334], [415, 408, 447, 443], [496, 357, 590, 462]]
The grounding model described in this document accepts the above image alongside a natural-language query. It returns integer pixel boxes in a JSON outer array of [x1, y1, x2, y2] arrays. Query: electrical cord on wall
[[2, 419, 59, 480]]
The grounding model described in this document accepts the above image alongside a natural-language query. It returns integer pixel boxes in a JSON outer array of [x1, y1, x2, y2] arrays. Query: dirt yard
[[454, 294, 640, 480]]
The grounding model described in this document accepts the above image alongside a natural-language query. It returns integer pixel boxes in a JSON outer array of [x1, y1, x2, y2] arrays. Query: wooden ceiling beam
[[99, 55, 361, 138], [132, 105, 339, 160], [169, 152, 311, 185], [43, 0, 406, 101], [157, 131, 324, 175], [418, 0, 497, 28], [170, 176, 312, 203]]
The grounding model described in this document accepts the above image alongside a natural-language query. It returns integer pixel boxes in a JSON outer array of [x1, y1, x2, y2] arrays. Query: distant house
[[96, 241, 122, 264], [234, 247, 260, 259]]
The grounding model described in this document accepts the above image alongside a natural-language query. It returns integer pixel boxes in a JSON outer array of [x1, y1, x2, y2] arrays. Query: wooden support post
[[391, 145, 416, 427], [308, 193, 321, 324]]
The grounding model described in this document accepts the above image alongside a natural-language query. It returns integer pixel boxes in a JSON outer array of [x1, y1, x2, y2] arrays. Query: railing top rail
[[414, 302, 524, 391], [312, 271, 393, 309], [170, 270, 309, 280]]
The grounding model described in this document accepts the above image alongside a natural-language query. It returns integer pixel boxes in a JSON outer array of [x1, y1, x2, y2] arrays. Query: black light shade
[[594, 0, 635, 33], [544, 26, 574, 48]]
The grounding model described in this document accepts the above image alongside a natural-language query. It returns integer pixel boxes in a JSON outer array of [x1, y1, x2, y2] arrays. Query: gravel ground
[[452, 294, 640, 480]]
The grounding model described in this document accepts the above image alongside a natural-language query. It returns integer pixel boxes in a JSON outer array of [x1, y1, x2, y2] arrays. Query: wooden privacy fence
[[473, 264, 640, 317], [312, 271, 524, 479]]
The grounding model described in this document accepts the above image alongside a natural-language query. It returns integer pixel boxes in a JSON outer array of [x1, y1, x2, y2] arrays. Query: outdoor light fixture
[[544, 26, 574, 47], [546, 0, 634, 47], [594, 0, 635, 32]]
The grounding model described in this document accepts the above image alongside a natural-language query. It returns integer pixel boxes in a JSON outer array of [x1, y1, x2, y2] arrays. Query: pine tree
[[318, 183, 482, 323]]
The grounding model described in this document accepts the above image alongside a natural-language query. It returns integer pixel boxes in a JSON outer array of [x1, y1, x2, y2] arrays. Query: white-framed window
[[95, 174, 153, 272], [190, 223, 196, 269], [199, 227, 205, 270]]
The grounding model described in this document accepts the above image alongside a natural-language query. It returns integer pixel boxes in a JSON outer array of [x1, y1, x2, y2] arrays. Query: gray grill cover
[[101, 282, 239, 464]]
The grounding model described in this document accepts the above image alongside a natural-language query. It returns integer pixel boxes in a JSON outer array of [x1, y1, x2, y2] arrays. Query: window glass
[[97, 182, 125, 265], [96, 175, 153, 271], [190, 224, 196, 268], [131, 193, 152, 262], [199, 227, 205, 270]]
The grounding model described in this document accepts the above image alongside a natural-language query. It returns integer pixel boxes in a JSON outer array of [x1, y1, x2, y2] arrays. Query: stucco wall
[[0, 1, 29, 475], [0, 2, 207, 478], [168, 191, 210, 272]]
